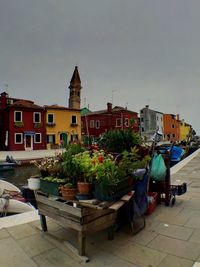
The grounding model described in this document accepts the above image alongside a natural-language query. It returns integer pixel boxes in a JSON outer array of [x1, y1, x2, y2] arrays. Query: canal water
[[0, 165, 40, 189]]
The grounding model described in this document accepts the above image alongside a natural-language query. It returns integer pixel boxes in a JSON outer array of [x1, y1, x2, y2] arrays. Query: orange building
[[163, 114, 180, 142]]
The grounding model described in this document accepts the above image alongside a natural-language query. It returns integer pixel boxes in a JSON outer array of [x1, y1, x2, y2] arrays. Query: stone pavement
[[0, 149, 64, 162], [1, 151, 200, 266]]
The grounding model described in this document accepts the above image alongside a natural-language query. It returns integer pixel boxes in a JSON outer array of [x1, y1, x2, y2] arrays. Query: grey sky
[[0, 0, 200, 133]]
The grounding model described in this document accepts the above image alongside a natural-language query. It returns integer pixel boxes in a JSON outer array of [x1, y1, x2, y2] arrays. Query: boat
[[0, 180, 35, 216], [159, 144, 185, 167], [0, 156, 21, 172]]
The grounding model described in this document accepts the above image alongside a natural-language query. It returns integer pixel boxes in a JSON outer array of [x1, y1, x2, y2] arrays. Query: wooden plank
[[82, 209, 114, 224], [36, 193, 82, 217], [82, 212, 117, 233], [38, 202, 81, 223], [38, 207, 82, 231], [108, 200, 125, 211]]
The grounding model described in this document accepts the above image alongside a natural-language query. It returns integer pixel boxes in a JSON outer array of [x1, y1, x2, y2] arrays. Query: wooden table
[[35, 191, 133, 262]]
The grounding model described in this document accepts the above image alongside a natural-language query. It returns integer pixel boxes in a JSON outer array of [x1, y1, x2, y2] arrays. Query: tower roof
[[69, 66, 81, 86]]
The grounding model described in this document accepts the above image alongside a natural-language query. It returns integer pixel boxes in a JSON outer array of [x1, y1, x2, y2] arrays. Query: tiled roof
[[44, 104, 80, 111], [9, 100, 44, 110]]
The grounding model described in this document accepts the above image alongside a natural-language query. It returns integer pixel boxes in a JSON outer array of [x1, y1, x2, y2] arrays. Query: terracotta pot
[[61, 186, 78, 200], [77, 182, 93, 195]]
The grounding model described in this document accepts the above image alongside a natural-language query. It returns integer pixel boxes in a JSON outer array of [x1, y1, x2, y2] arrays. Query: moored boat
[[0, 180, 35, 216]]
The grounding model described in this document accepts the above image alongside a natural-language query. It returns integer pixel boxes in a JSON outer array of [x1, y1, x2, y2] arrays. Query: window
[[141, 127, 144, 132], [34, 133, 41, 143], [140, 117, 144, 122], [47, 114, 54, 123], [33, 112, 41, 123], [71, 115, 77, 124], [47, 134, 55, 144], [90, 120, 94, 128], [116, 118, 122, 127], [15, 133, 23, 144], [71, 134, 78, 142], [124, 118, 129, 127], [14, 111, 22, 122], [172, 134, 176, 138], [172, 124, 175, 128], [96, 120, 100, 129]]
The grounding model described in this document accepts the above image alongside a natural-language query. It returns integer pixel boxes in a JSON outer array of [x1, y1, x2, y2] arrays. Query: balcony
[[14, 121, 24, 128], [71, 123, 78, 127], [34, 122, 42, 128], [47, 122, 56, 127]]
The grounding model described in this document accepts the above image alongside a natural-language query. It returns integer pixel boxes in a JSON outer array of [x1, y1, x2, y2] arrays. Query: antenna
[[84, 98, 86, 108], [111, 90, 116, 104]]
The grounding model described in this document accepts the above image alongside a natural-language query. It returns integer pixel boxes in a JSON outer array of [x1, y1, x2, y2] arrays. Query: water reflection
[[0, 165, 40, 189]]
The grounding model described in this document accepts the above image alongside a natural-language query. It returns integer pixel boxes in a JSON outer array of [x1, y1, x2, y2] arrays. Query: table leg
[[40, 214, 47, 232], [78, 231, 86, 256]]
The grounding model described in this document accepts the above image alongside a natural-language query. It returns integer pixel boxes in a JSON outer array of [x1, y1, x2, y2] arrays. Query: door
[[25, 135, 33, 150], [59, 133, 68, 147]]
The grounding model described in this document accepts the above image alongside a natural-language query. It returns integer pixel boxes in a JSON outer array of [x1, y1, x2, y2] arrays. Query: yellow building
[[45, 66, 82, 148], [45, 105, 81, 147], [179, 120, 191, 141]]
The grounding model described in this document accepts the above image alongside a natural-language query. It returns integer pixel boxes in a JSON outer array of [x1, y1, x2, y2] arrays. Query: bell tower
[[68, 66, 82, 109]]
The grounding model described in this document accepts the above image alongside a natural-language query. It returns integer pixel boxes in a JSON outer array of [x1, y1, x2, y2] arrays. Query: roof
[[82, 105, 138, 116], [44, 104, 80, 112], [9, 100, 44, 110], [69, 66, 81, 87]]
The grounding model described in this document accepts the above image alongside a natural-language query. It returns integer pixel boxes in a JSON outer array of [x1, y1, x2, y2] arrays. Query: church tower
[[68, 66, 82, 109]]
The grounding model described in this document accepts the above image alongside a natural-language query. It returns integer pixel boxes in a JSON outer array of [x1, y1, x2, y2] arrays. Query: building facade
[[140, 105, 164, 141], [163, 114, 180, 142], [81, 102, 139, 140], [179, 120, 192, 142], [0, 92, 46, 151], [45, 105, 81, 148]]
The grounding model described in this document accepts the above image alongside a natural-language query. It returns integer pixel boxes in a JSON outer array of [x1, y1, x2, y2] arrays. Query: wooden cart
[[35, 191, 133, 262]]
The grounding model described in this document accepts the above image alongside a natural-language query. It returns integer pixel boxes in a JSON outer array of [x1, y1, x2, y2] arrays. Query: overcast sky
[[1, 0, 200, 133]]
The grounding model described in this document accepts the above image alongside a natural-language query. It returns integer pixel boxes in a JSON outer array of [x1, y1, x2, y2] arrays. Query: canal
[[0, 165, 40, 189]]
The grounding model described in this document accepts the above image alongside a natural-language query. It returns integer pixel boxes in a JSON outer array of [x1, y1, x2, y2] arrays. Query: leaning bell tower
[[68, 66, 82, 109]]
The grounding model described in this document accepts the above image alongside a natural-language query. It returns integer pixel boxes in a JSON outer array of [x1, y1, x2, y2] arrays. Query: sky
[[0, 0, 200, 133]]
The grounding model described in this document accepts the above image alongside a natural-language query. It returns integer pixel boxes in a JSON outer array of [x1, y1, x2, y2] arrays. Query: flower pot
[[27, 177, 40, 190], [40, 179, 65, 196], [61, 186, 78, 200], [77, 182, 93, 195]]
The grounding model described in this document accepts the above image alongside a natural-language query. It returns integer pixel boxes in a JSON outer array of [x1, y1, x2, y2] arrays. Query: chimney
[[0, 92, 8, 109], [145, 105, 149, 108], [107, 102, 112, 112], [176, 114, 180, 121]]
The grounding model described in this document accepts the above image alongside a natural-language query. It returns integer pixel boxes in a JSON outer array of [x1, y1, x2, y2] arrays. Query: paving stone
[[0, 228, 10, 239], [185, 217, 200, 229], [189, 229, 200, 244], [158, 254, 193, 267], [148, 234, 200, 260], [113, 242, 166, 267], [154, 223, 193, 240], [193, 262, 200, 267], [0, 237, 37, 267], [33, 247, 81, 267], [128, 229, 158, 246], [7, 223, 37, 240], [183, 198, 200, 210], [83, 250, 137, 267], [18, 233, 55, 257], [154, 211, 189, 226]]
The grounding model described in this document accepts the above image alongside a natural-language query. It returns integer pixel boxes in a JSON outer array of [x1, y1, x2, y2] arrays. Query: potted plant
[[73, 151, 95, 195], [40, 176, 67, 196], [60, 182, 78, 200]]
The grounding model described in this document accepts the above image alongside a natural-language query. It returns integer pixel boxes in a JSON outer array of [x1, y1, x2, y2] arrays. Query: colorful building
[[81, 102, 139, 141], [163, 114, 180, 142], [45, 105, 81, 148], [0, 92, 46, 151], [179, 120, 192, 142], [140, 105, 164, 141]]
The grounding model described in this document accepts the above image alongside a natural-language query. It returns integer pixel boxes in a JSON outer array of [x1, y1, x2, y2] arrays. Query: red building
[[81, 103, 139, 140], [0, 92, 46, 151]]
